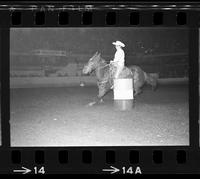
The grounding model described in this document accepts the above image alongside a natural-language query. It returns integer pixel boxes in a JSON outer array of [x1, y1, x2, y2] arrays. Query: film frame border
[[0, 2, 199, 174]]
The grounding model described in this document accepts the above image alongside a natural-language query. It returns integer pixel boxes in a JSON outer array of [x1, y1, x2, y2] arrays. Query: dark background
[[10, 27, 189, 78], [10, 27, 188, 55]]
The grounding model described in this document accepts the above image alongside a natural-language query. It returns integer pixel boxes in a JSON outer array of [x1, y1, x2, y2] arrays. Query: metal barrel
[[113, 78, 134, 111]]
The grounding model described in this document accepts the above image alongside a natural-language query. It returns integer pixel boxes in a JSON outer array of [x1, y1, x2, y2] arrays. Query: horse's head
[[82, 51, 101, 74]]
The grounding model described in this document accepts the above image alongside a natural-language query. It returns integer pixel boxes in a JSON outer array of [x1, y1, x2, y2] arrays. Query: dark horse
[[82, 52, 158, 106]]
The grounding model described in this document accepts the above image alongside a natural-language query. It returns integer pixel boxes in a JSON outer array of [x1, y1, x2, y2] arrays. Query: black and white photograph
[[199, 28, 200, 146], [0, 28, 1, 147], [10, 27, 189, 146]]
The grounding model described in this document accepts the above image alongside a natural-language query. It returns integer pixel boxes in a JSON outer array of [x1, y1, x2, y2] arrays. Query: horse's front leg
[[88, 95, 104, 106], [87, 83, 107, 106], [97, 82, 108, 103], [87, 94, 104, 107], [87, 96, 99, 106], [97, 93, 105, 104]]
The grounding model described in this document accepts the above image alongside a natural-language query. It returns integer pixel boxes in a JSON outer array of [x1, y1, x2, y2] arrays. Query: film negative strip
[[0, 1, 199, 174]]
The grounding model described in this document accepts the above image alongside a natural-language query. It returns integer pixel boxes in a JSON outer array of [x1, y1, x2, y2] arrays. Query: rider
[[110, 40, 125, 88]]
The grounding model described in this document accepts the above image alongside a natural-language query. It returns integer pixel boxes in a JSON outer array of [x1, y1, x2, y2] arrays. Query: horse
[[82, 51, 158, 106]]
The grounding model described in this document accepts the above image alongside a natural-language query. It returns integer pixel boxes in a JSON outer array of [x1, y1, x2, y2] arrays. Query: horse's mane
[[99, 55, 108, 65]]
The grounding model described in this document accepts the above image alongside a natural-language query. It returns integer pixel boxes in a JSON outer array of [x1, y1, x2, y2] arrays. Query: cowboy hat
[[112, 40, 125, 47]]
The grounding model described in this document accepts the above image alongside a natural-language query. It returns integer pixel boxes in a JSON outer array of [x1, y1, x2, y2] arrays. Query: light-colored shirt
[[113, 48, 125, 66]]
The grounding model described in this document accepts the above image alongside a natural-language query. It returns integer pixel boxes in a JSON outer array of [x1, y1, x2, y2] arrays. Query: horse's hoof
[[99, 99, 104, 103], [86, 102, 96, 107]]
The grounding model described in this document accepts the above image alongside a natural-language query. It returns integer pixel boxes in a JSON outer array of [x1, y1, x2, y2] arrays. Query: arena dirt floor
[[10, 84, 189, 146]]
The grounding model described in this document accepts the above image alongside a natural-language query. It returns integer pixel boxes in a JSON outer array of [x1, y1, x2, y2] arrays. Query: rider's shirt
[[113, 48, 125, 66]]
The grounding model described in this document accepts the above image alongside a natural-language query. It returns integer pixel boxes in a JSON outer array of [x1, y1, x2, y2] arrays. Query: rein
[[95, 59, 113, 85], [97, 62, 111, 69]]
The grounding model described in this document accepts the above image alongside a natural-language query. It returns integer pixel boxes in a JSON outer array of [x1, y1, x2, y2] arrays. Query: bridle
[[90, 56, 111, 71]]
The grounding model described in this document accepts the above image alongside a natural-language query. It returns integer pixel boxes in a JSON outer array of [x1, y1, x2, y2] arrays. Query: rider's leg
[[114, 64, 124, 79]]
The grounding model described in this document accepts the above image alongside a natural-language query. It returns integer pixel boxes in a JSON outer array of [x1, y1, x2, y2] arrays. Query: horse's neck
[[95, 59, 107, 81]]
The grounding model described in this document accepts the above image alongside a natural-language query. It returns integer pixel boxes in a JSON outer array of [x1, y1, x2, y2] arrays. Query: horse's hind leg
[[134, 87, 142, 96]]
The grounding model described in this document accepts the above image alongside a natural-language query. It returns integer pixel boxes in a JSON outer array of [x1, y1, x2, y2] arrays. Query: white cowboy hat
[[112, 40, 125, 47]]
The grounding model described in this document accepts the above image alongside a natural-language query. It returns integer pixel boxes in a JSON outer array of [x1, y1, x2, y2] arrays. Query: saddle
[[109, 65, 133, 87], [109, 65, 132, 79]]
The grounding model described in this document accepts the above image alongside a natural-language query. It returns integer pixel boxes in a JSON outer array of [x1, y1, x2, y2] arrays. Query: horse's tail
[[145, 73, 159, 90]]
